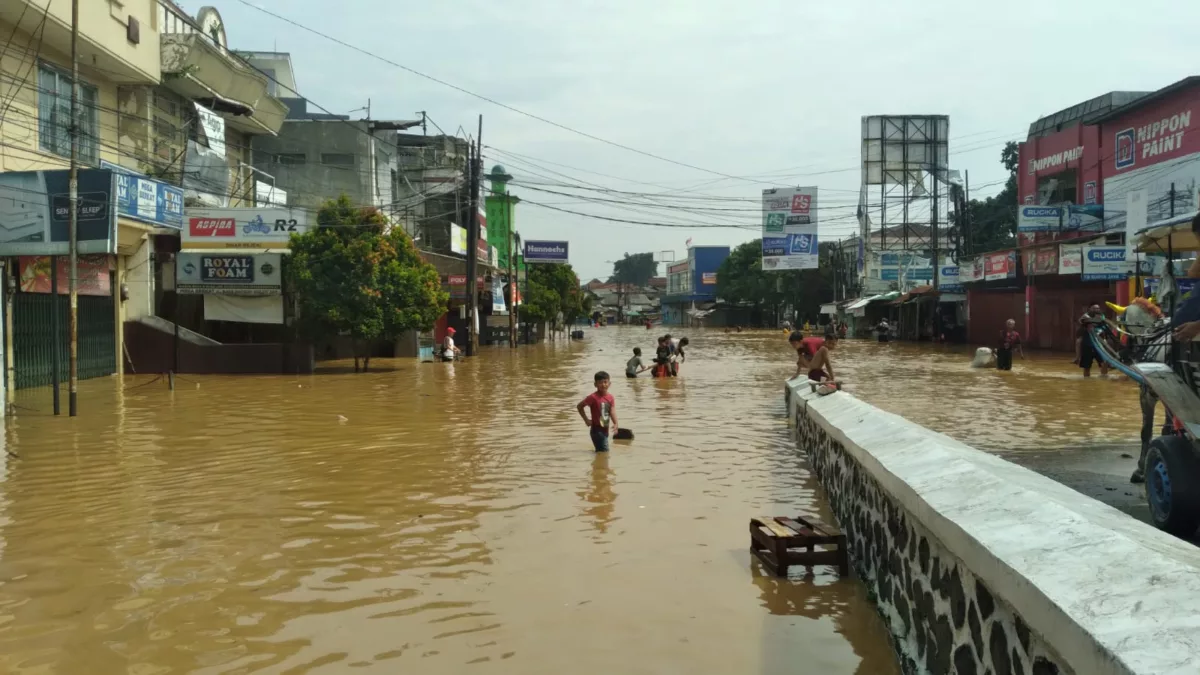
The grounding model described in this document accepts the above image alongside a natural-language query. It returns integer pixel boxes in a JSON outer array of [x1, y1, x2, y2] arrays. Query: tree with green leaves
[[522, 262, 589, 326], [716, 240, 836, 325], [288, 194, 448, 371], [964, 141, 1019, 255], [608, 252, 658, 286]]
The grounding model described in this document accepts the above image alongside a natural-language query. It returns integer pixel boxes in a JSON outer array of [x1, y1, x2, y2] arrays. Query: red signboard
[[984, 251, 1015, 281], [790, 194, 812, 214], [189, 216, 235, 237], [1106, 88, 1199, 174], [476, 238, 489, 263], [1023, 246, 1058, 276], [18, 255, 112, 296]]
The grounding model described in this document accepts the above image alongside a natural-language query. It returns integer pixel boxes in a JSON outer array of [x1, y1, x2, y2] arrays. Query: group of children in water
[[626, 334, 689, 378]]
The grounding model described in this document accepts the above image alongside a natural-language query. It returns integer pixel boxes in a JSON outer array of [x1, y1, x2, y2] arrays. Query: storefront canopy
[[845, 295, 880, 311]]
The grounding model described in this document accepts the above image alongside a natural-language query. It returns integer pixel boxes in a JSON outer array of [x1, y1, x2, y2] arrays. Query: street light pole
[[67, 0, 80, 416]]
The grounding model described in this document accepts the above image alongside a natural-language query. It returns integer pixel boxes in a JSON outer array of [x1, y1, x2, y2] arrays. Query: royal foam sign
[[1027, 146, 1083, 175], [523, 240, 569, 264], [1081, 245, 1130, 280], [175, 252, 282, 295]]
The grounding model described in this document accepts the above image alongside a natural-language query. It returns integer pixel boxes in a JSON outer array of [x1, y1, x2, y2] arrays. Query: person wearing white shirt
[[442, 327, 461, 362]]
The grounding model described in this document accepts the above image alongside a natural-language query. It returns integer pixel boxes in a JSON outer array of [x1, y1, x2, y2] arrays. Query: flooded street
[[0, 328, 899, 675]]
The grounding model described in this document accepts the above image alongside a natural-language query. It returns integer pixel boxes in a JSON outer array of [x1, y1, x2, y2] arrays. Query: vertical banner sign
[[761, 186, 818, 270], [1126, 189, 1148, 268]]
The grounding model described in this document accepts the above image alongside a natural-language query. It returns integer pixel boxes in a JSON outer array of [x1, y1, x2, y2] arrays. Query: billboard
[[182, 207, 309, 250], [450, 223, 468, 255], [0, 168, 116, 255], [1082, 245, 1129, 281], [938, 265, 963, 293], [102, 161, 185, 229], [701, 272, 717, 285], [761, 186, 818, 270], [1059, 245, 1082, 274], [1023, 246, 1058, 276], [524, 240, 569, 264], [176, 252, 282, 295], [984, 251, 1016, 281], [1018, 206, 1061, 232], [18, 255, 112, 296]]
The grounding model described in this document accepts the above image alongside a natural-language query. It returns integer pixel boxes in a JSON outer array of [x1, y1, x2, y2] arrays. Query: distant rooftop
[[1027, 91, 1150, 138]]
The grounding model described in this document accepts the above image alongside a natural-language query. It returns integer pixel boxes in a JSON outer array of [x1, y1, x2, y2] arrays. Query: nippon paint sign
[[1114, 108, 1192, 172], [1027, 146, 1083, 175]]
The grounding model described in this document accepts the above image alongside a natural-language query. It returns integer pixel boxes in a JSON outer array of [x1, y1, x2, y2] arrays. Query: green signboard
[[485, 194, 512, 270]]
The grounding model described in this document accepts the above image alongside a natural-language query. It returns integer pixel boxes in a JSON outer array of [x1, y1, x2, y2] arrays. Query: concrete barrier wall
[[785, 381, 1200, 675]]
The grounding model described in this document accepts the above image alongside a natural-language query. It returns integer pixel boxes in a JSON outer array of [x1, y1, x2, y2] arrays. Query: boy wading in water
[[626, 348, 648, 378], [578, 371, 618, 452]]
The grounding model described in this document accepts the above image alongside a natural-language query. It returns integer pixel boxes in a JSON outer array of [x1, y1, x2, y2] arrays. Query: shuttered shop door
[[12, 293, 115, 390]]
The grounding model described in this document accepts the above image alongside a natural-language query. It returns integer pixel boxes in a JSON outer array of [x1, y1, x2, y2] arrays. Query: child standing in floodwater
[[577, 371, 618, 452]]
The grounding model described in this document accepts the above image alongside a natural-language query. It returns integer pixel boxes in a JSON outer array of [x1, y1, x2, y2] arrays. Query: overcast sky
[[218, 0, 1198, 281]]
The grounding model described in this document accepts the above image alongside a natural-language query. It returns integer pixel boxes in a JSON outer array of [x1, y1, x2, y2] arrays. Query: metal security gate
[[12, 293, 115, 390]]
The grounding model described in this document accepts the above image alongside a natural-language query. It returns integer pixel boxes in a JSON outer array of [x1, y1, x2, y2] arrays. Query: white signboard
[[194, 102, 225, 157], [254, 181, 288, 207], [1058, 245, 1082, 275], [761, 186, 818, 271], [1082, 245, 1130, 281], [1017, 205, 1061, 232], [450, 223, 468, 255], [183, 207, 310, 251]]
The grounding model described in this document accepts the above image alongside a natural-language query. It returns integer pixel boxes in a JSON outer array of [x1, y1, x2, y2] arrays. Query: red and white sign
[[182, 207, 310, 251], [1058, 245, 1082, 275], [1109, 100, 1196, 173], [790, 194, 812, 214], [1027, 146, 1083, 175], [984, 251, 1015, 281], [189, 217, 235, 237]]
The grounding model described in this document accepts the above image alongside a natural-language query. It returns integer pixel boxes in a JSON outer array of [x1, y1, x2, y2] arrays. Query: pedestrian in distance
[[996, 319, 1023, 371], [577, 371, 618, 452], [442, 327, 461, 362], [875, 319, 891, 343], [626, 347, 648, 378], [1075, 304, 1110, 377]]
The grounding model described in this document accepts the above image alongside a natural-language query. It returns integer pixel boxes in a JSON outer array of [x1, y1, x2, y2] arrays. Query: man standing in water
[[1075, 304, 1110, 377], [996, 319, 1023, 371]]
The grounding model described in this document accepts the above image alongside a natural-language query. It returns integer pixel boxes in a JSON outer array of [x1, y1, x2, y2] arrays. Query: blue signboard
[[1144, 277, 1198, 298], [1081, 246, 1129, 281], [103, 160, 184, 229], [879, 253, 926, 266], [523, 240, 569, 264], [0, 168, 116, 255], [1018, 205, 1061, 232], [880, 267, 933, 282], [1066, 204, 1103, 232], [762, 237, 788, 257], [938, 265, 963, 293]]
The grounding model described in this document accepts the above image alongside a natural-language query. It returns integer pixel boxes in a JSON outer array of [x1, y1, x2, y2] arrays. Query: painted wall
[[689, 246, 729, 301], [786, 380, 1200, 675]]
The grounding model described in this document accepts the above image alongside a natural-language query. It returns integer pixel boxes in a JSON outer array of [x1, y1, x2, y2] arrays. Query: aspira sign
[[176, 252, 282, 295]]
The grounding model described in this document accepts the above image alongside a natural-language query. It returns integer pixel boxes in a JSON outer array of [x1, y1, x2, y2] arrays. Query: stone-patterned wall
[[794, 403, 1072, 675]]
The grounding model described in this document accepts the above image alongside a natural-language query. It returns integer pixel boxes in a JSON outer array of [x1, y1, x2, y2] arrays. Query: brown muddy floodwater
[[0, 328, 900, 675]]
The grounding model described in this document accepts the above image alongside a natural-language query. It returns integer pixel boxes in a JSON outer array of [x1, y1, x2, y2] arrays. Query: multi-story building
[[661, 245, 729, 325]]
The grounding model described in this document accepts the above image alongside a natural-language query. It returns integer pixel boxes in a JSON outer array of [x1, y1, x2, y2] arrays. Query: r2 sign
[[273, 218, 299, 232]]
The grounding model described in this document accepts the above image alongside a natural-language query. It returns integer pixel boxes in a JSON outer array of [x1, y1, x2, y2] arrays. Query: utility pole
[[507, 199, 516, 348], [67, 0, 80, 417], [464, 115, 481, 356]]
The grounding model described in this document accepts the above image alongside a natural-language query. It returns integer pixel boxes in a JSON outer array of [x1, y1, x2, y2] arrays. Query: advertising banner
[[958, 258, 981, 283], [1059, 245, 1082, 274], [183, 207, 310, 250], [701, 272, 717, 285], [484, 195, 513, 270], [1066, 204, 1103, 231], [1018, 206, 1061, 232], [984, 251, 1017, 281], [1082, 245, 1130, 281], [176, 252, 282, 295], [761, 186, 818, 270], [1023, 246, 1059, 276], [524, 240, 569, 264], [450, 223, 468, 255], [491, 277, 507, 313], [880, 267, 932, 282], [938, 265, 963, 293], [0, 168, 116, 255], [18, 255, 112, 296], [103, 161, 184, 229], [1145, 276, 1198, 298]]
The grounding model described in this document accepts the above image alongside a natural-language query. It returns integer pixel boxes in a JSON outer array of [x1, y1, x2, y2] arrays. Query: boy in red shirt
[[577, 371, 618, 452], [788, 331, 836, 382]]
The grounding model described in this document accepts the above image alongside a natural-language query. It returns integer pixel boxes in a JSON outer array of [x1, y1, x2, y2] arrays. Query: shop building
[[661, 245, 729, 326]]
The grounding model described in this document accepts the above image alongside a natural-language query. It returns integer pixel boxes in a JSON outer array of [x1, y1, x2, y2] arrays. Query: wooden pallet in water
[[749, 515, 849, 577]]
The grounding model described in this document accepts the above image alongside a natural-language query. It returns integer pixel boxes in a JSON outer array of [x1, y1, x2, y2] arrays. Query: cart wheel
[[1144, 435, 1200, 537]]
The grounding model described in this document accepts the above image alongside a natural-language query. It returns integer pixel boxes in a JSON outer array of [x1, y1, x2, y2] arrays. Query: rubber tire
[[1144, 435, 1200, 537]]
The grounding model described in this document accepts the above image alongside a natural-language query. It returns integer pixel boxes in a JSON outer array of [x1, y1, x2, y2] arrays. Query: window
[[38, 63, 99, 164], [321, 153, 355, 166], [276, 153, 306, 165]]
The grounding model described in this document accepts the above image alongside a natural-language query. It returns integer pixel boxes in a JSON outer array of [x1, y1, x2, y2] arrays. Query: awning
[[819, 303, 838, 315], [845, 295, 880, 311], [939, 293, 967, 302]]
